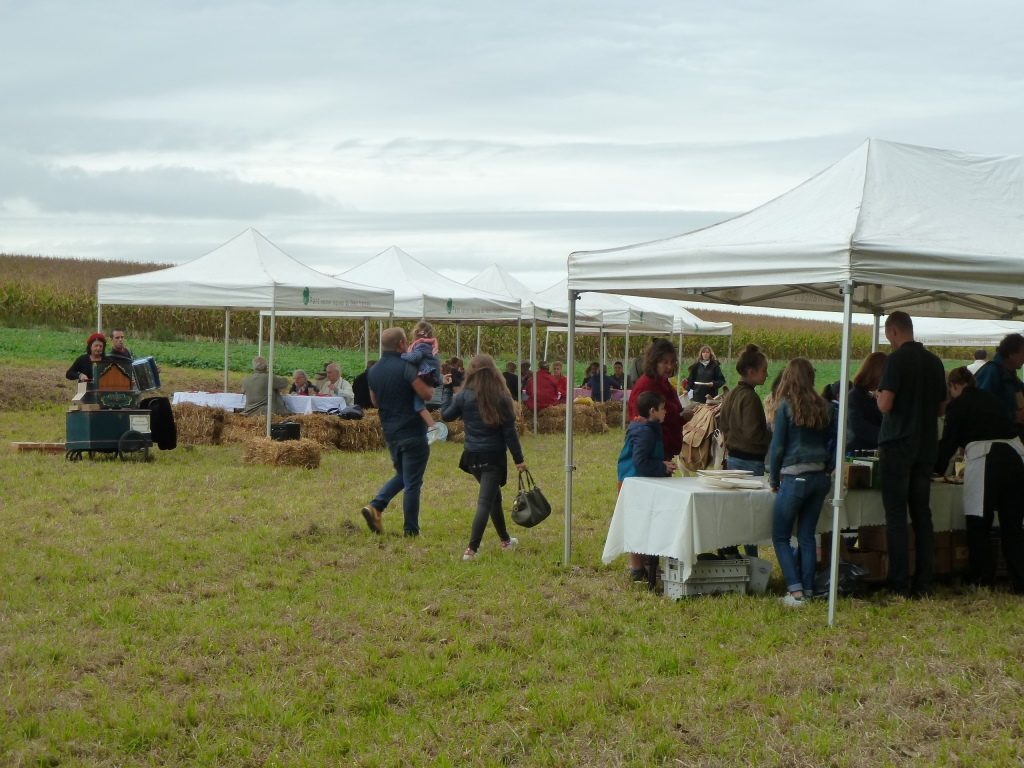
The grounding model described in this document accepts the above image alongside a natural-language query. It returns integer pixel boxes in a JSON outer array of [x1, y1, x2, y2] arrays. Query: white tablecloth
[[172, 392, 346, 414], [602, 476, 966, 579]]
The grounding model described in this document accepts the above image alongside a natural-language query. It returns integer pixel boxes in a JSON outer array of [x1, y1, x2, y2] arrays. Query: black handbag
[[511, 469, 552, 528]]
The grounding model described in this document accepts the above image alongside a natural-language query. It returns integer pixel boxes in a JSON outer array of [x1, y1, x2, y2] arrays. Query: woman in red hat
[[66, 332, 107, 383]]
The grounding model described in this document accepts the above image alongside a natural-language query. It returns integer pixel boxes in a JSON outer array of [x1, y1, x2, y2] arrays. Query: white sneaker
[[779, 593, 805, 608], [462, 548, 476, 561], [500, 537, 518, 551]]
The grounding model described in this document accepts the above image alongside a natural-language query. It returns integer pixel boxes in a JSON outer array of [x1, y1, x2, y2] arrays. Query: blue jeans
[[721, 455, 765, 558], [772, 471, 830, 594], [372, 436, 430, 535]]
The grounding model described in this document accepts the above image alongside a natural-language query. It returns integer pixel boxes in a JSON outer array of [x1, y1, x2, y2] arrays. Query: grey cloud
[[0, 153, 331, 218]]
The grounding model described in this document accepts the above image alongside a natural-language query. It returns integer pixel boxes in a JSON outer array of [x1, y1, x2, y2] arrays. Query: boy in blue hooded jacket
[[617, 391, 677, 580]]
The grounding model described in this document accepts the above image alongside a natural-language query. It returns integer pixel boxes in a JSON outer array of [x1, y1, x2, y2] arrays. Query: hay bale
[[289, 413, 341, 449], [535, 404, 608, 435], [172, 403, 224, 445], [335, 412, 386, 451], [445, 418, 465, 443], [596, 400, 627, 428], [221, 412, 264, 444], [243, 437, 321, 468]]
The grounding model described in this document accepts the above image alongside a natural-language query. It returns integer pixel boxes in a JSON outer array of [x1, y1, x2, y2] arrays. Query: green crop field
[[2, 324, 1023, 766]]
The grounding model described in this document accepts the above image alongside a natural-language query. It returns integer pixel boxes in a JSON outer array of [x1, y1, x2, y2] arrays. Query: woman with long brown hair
[[442, 354, 527, 561], [769, 358, 835, 607]]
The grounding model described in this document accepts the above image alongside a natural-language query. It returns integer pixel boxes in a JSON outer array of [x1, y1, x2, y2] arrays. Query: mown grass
[[3, 362, 1024, 766]]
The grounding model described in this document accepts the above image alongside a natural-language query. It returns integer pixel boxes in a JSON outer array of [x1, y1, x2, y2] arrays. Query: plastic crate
[[660, 557, 750, 599]]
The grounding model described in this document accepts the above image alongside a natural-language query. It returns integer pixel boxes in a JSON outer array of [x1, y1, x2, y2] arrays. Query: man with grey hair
[[360, 327, 435, 536], [241, 356, 288, 416], [319, 362, 354, 403]]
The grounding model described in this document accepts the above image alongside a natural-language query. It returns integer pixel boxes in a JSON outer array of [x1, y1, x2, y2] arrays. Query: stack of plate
[[696, 469, 765, 490]]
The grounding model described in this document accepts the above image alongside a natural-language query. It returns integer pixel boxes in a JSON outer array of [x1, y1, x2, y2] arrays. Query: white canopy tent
[[96, 228, 394, 435], [565, 138, 1024, 626], [467, 265, 603, 432], [336, 246, 522, 359], [878, 317, 1024, 348], [538, 280, 676, 428]]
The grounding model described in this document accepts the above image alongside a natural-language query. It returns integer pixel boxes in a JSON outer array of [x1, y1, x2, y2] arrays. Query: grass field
[[2, 343, 1023, 766]]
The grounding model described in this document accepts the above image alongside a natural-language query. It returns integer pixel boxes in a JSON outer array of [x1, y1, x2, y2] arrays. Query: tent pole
[[599, 331, 606, 403], [828, 281, 855, 628], [564, 289, 578, 566], [532, 320, 538, 435], [476, 325, 481, 355], [871, 313, 881, 353], [622, 327, 630, 429], [364, 318, 370, 368], [96, 301, 102, 334], [456, 324, 461, 359], [544, 327, 550, 360], [516, 319, 522, 402], [223, 309, 230, 392], [678, 330, 684, 395], [266, 295, 277, 439], [257, 313, 263, 358]]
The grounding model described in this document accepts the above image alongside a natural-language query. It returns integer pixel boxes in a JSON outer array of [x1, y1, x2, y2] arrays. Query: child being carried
[[402, 320, 442, 429]]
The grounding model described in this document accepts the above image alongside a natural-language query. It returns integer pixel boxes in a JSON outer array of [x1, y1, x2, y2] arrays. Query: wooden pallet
[[11, 442, 66, 454]]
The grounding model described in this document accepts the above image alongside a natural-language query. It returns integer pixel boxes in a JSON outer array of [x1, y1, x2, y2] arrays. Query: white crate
[[660, 557, 750, 599]]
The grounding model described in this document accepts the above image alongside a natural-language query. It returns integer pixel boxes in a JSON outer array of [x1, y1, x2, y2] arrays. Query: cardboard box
[[857, 525, 888, 552], [843, 462, 871, 490]]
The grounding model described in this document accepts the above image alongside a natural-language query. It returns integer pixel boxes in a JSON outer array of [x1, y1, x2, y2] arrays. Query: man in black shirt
[[876, 311, 948, 596], [351, 360, 376, 409], [109, 329, 134, 361]]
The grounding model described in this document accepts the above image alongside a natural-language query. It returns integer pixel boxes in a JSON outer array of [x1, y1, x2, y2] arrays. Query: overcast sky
[[3, 0, 1024, 293]]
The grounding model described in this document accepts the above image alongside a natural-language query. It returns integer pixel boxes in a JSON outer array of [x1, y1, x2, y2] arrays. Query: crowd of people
[[66, 317, 1024, 592], [615, 312, 1024, 602]]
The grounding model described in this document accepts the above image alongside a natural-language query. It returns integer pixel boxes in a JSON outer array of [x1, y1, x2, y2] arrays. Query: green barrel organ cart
[[65, 358, 157, 462]]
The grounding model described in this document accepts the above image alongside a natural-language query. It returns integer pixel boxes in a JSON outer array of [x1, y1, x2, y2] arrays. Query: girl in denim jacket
[[769, 358, 835, 607]]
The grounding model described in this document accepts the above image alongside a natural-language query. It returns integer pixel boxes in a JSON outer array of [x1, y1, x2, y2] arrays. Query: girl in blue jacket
[[769, 358, 835, 607]]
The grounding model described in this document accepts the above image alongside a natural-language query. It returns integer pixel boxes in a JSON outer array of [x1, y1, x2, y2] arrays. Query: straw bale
[[289, 413, 341, 449], [445, 418, 465, 444], [335, 412, 386, 451], [221, 412, 264, 444], [171, 403, 224, 445], [596, 400, 628, 428], [535, 404, 608, 435], [243, 437, 321, 468]]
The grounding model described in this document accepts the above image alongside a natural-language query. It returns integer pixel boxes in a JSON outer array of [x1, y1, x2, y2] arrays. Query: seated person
[[550, 361, 567, 402], [318, 362, 355, 402], [289, 369, 319, 395], [241, 356, 288, 415], [523, 360, 560, 410], [351, 360, 376, 408], [609, 361, 625, 390], [503, 361, 520, 401], [587, 365, 615, 402], [66, 332, 108, 383]]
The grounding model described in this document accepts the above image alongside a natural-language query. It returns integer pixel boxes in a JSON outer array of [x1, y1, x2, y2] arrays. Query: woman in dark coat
[[443, 354, 527, 561], [687, 345, 726, 403], [66, 332, 108, 383]]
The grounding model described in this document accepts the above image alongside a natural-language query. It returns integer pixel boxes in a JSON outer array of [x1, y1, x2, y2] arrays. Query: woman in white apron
[[935, 367, 1024, 593]]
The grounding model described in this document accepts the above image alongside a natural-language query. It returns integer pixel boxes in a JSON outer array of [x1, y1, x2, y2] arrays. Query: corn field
[[0, 253, 972, 361]]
